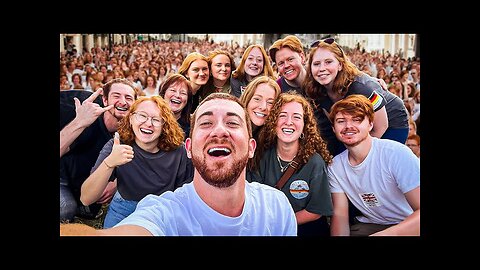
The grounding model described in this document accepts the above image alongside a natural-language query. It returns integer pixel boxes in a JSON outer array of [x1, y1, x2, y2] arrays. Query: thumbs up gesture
[[105, 132, 135, 167]]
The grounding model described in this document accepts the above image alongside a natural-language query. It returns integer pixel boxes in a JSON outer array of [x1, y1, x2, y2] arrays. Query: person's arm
[[60, 89, 113, 157], [295, 209, 321, 225], [81, 133, 133, 205], [60, 223, 152, 236], [370, 186, 420, 236], [95, 180, 117, 204], [370, 106, 389, 138], [330, 193, 351, 236], [376, 78, 388, 91]]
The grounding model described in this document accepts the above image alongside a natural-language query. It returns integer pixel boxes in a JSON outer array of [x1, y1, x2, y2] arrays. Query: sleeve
[[90, 138, 117, 181], [349, 79, 387, 112], [115, 195, 167, 236], [327, 161, 344, 193], [305, 157, 333, 216], [390, 144, 420, 193]]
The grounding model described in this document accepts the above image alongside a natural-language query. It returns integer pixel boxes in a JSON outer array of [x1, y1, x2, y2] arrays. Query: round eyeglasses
[[132, 112, 164, 127]]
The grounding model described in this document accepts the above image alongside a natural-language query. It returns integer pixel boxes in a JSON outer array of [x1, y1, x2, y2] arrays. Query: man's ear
[[185, 138, 192, 158], [248, 138, 256, 158]]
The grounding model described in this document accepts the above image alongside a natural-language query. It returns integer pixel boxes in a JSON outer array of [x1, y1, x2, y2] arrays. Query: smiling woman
[[79, 96, 193, 228]]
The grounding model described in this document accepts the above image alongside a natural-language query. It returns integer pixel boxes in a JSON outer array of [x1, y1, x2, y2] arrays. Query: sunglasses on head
[[310, 38, 345, 57]]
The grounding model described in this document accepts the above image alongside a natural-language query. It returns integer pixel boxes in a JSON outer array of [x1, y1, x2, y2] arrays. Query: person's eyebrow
[[197, 111, 213, 120], [197, 111, 243, 122], [226, 112, 243, 120]]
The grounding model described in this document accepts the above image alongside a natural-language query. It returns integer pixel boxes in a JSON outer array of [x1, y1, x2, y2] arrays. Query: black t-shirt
[[59, 91, 112, 200]]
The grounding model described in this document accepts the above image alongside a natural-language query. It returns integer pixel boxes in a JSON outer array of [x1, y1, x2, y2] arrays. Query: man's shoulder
[[246, 181, 288, 202]]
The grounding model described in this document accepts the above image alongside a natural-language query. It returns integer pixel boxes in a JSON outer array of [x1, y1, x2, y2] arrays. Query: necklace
[[277, 154, 296, 173]]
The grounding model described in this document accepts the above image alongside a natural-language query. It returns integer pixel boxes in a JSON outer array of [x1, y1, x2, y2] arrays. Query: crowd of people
[[60, 35, 421, 236]]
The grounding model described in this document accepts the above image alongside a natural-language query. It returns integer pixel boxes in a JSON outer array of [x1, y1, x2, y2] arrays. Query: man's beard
[[106, 105, 125, 122], [191, 141, 248, 188]]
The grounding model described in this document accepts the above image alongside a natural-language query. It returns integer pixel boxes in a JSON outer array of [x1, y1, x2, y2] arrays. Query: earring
[[300, 133, 305, 139]]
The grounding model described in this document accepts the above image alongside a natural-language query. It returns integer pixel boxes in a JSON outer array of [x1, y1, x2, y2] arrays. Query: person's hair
[[304, 41, 361, 101], [268, 35, 304, 63], [403, 99, 412, 115], [231, 44, 276, 81], [117, 96, 184, 151], [407, 134, 420, 145], [329, 94, 374, 124], [408, 116, 417, 132], [407, 82, 417, 98], [189, 93, 252, 139], [207, 49, 237, 72], [158, 73, 193, 125], [239, 75, 281, 109], [102, 78, 142, 98], [177, 52, 209, 78], [252, 91, 332, 171]]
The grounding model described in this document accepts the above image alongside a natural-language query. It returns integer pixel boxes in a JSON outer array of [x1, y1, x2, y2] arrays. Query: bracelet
[[103, 159, 114, 169]]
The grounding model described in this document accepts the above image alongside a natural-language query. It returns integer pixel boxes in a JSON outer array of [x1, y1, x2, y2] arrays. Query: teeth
[[140, 128, 153, 134], [254, 112, 266, 117], [116, 106, 127, 111], [282, 128, 294, 134], [208, 147, 231, 154], [171, 99, 181, 104]]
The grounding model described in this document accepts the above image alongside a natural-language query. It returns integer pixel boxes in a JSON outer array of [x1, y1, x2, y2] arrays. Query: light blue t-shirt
[[116, 181, 297, 236]]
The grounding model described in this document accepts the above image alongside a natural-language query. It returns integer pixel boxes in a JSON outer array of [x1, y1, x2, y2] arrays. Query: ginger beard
[[191, 138, 248, 188]]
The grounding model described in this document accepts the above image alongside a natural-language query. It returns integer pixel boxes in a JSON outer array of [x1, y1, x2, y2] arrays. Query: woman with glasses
[[304, 38, 409, 156], [80, 96, 194, 228]]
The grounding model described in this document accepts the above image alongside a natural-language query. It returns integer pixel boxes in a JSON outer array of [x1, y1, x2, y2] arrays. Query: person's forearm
[[370, 210, 420, 236], [60, 223, 100, 236], [60, 118, 88, 157], [80, 158, 114, 206], [330, 215, 350, 236], [60, 223, 153, 236], [295, 209, 320, 225]]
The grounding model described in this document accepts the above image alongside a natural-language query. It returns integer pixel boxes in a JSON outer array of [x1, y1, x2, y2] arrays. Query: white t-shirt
[[328, 138, 420, 225], [116, 181, 297, 236]]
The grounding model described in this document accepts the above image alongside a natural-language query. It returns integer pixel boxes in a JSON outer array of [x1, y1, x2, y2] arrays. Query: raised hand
[[73, 88, 114, 128], [105, 132, 135, 167]]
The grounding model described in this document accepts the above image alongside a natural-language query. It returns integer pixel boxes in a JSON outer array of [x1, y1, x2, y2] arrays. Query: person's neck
[[193, 170, 246, 217], [103, 110, 120, 133], [276, 140, 299, 161], [245, 73, 257, 83], [212, 78, 226, 89], [191, 81, 201, 95], [285, 67, 306, 88], [347, 135, 373, 166], [174, 111, 181, 120], [135, 138, 159, 153]]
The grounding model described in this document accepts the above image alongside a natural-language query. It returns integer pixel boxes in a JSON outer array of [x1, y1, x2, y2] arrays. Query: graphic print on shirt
[[289, 180, 309, 199], [359, 192, 381, 207], [368, 91, 383, 111]]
